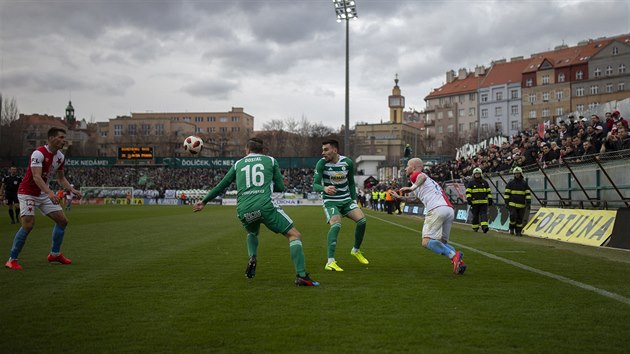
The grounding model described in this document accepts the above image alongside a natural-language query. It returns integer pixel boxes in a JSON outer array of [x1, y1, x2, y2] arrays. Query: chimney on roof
[[510, 56, 524, 61], [446, 70, 456, 83], [554, 44, 568, 50], [474, 65, 486, 77], [492, 59, 507, 65], [577, 40, 589, 46], [458, 68, 468, 80]]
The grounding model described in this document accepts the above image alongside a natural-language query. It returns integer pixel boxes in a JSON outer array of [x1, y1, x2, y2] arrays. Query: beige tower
[[388, 74, 405, 124]]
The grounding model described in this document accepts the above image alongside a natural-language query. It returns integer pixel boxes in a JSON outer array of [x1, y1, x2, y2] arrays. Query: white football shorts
[[422, 205, 454, 241], [18, 193, 63, 217]]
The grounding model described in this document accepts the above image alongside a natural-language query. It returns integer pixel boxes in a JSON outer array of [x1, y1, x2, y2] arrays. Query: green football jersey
[[313, 155, 357, 203], [202, 153, 284, 212]]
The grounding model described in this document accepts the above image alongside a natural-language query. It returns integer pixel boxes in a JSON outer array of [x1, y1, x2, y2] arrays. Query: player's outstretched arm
[[197, 166, 236, 211]]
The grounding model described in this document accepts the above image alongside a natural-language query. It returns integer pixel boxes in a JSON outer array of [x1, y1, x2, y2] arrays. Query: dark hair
[[246, 138, 263, 153], [48, 127, 66, 138], [322, 139, 339, 150]]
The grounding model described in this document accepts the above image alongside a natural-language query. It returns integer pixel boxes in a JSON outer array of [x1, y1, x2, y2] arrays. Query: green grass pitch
[[1, 205, 629, 353]]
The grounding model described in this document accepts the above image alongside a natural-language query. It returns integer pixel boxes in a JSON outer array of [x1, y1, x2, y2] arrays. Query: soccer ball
[[183, 136, 203, 155]]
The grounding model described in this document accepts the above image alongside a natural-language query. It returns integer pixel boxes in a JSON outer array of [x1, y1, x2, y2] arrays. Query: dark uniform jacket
[[504, 177, 531, 208], [466, 178, 492, 205]]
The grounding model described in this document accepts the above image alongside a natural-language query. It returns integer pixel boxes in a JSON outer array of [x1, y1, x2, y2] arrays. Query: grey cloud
[[0, 70, 90, 92], [182, 78, 240, 100]]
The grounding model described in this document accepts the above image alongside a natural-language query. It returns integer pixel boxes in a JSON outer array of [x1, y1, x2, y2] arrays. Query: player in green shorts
[[313, 139, 368, 272], [193, 138, 319, 287]]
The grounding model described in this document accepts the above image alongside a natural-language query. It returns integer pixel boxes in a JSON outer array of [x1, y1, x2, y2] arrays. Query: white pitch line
[[368, 213, 630, 306]]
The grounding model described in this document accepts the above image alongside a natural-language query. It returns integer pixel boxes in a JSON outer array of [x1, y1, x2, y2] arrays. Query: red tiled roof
[[480, 58, 533, 88], [425, 72, 484, 99], [18, 114, 66, 127]]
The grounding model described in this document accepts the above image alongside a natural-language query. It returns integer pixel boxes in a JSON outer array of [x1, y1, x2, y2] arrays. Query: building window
[[438, 126, 443, 134], [510, 89, 518, 99], [231, 116, 240, 122], [459, 109, 464, 117], [220, 117, 228, 123], [207, 127, 216, 133], [437, 112, 443, 120], [469, 107, 476, 116], [511, 105, 518, 115], [511, 120, 520, 131], [542, 92, 549, 102], [495, 107, 502, 116], [588, 102, 598, 110], [612, 46, 619, 55], [558, 73, 565, 82], [155, 124, 164, 136], [196, 127, 202, 133], [606, 83, 613, 93], [481, 123, 489, 132], [526, 78, 533, 87], [556, 91, 563, 100], [481, 94, 488, 102], [528, 93, 536, 103], [542, 108, 550, 117], [495, 122, 502, 134], [576, 71, 583, 80], [594, 68, 601, 77], [447, 110, 454, 118], [220, 127, 227, 132], [620, 63, 626, 74], [231, 127, 239, 132], [619, 82, 626, 91], [447, 124, 454, 133], [207, 116, 216, 122], [605, 65, 613, 76], [195, 117, 203, 122], [459, 95, 465, 103], [576, 87, 584, 96], [141, 124, 150, 136], [529, 110, 536, 119], [556, 107, 564, 117], [542, 75, 550, 85], [114, 124, 123, 136], [576, 104, 584, 112], [469, 93, 476, 101], [469, 122, 476, 130], [128, 124, 137, 135], [481, 109, 488, 118], [458, 123, 464, 132], [590, 85, 599, 95]]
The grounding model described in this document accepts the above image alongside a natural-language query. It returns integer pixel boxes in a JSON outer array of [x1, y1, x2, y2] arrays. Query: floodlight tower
[[333, 0, 358, 156]]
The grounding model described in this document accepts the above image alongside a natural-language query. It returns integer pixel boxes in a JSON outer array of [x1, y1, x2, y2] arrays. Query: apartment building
[[479, 57, 532, 138]]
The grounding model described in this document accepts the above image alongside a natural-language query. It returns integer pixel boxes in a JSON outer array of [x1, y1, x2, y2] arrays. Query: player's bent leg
[[284, 227, 308, 278], [326, 221, 342, 263]]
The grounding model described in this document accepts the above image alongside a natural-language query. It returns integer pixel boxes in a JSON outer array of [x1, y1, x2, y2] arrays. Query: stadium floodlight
[[332, 0, 357, 156]]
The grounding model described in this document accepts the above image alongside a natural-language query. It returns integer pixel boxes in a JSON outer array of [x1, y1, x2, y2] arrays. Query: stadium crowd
[[0, 166, 316, 196], [425, 111, 629, 182], [1, 111, 627, 194]]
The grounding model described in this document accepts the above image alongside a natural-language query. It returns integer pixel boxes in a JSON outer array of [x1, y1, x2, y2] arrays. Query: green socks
[[289, 239, 306, 277], [354, 218, 367, 249], [327, 222, 342, 258]]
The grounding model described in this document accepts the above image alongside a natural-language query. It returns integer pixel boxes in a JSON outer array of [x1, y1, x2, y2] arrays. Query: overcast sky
[[1, 0, 629, 130]]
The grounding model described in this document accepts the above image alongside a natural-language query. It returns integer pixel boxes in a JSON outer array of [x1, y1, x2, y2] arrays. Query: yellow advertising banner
[[523, 207, 616, 246]]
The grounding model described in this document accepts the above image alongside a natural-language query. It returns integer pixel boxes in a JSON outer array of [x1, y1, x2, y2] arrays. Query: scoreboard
[[118, 147, 154, 160]]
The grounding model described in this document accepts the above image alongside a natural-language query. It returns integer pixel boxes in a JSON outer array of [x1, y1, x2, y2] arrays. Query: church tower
[[388, 74, 405, 123], [65, 100, 76, 124]]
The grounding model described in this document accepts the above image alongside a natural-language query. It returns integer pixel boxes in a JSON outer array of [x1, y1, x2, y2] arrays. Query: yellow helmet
[[513, 166, 523, 174], [473, 167, 482, 175]]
